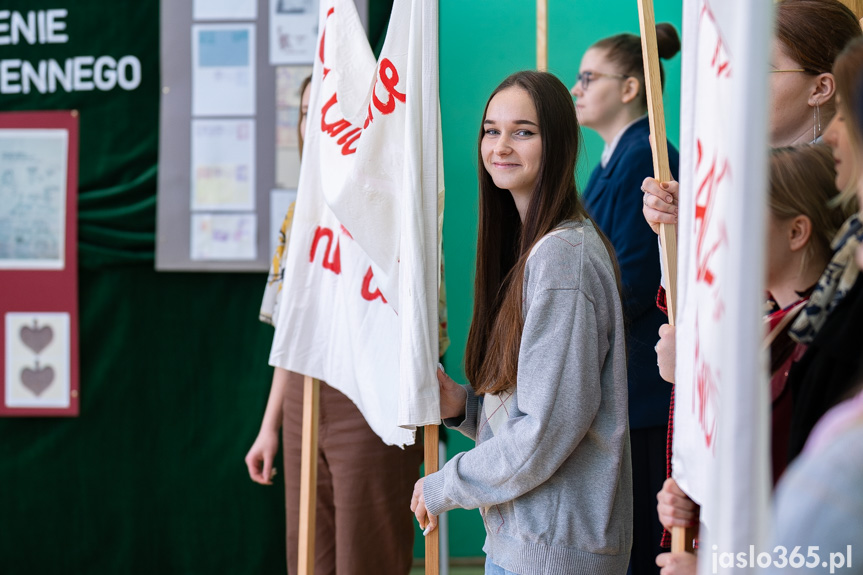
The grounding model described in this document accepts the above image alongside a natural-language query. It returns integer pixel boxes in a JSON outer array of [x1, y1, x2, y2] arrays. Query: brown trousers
[[282, 371, 423, 575]]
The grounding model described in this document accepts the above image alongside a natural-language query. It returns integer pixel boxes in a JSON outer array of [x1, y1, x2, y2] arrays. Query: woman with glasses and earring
[[570, 22, 680, 575], [769, 0, 861, 146]]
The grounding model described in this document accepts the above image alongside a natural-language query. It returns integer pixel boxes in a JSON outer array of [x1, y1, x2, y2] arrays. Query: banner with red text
[[268, 0, 441, 446], [673, 1, 772, 571]]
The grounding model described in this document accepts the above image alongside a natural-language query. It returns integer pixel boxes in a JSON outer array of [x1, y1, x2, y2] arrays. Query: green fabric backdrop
[[0, 269, 286, 574], [0, 2, 160, 268], [0, 0, 682, 572]]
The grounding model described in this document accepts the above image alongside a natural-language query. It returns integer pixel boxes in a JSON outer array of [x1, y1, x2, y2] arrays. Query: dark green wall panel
[[0, 268, 287, 574]]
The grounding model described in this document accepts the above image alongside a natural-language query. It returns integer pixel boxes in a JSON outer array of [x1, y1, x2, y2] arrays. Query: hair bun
[[655, 23, 681, 60]]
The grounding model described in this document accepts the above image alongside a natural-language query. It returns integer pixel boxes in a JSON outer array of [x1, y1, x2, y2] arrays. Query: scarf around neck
[[789, 213, 863, 344]]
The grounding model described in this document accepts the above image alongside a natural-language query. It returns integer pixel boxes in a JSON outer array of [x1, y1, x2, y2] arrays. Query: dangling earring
[[813, 101, 822, 141]]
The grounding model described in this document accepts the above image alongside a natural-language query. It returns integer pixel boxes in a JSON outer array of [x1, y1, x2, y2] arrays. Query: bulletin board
[[156, 0, 367, 272], [0, 110, 80, 417]]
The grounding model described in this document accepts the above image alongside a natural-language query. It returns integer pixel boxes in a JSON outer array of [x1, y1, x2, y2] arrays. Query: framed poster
[[0, 130, 68, 270], [0, 111, 80, 417]]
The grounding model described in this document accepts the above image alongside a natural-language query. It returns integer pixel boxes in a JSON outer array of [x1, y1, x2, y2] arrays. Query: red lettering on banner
[[337, 127, 361, 144], [337, 127, 362, 154], [682, 2, 734, 458], [306, 226, 390, 305], [710, 36, 731, 78], [693, 318, 719, 451], [340, 131, 361, 155], [373, 59, 406, 113], [694, 142, 729, 287], [317, 14, 406, 152], [364, 58, 407, 129], [701, 5, 732, 79], [320, 93, 361, 156], [309, 226, 342, 275], [361, 266, 387, 303], [321, 94, 350, 135], [713, 299, 726, 321], [319, 7, 334, 77]]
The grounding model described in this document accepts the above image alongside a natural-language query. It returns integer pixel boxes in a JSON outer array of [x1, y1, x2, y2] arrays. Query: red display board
[[0, 111, 80, 416]]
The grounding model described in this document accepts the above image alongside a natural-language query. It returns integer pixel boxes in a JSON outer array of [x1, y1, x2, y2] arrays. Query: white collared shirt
[[601, 115, 648, 168]]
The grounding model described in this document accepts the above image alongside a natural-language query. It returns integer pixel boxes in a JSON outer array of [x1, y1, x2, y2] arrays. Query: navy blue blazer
[[583, 116, 679, 430]]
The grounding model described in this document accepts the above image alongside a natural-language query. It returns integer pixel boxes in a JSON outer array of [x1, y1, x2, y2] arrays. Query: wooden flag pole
[[298, 375, 321, 575], [424, 424, 440, 574], [636, 0, 692, 554], [537, 0, 548, 71], [637, 0, 678, 325]]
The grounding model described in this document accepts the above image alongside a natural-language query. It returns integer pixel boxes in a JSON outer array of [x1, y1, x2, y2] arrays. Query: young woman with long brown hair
[[410, 70, 632, 575]]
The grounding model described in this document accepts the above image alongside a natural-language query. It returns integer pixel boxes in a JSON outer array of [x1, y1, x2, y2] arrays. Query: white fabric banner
[[269, 0, 441, 446], [673, 1, 772, 571]]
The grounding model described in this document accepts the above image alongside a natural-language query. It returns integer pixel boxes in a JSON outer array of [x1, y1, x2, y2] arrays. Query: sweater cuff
[[443, 384, 479, 438], [423, 466, 450, 516]]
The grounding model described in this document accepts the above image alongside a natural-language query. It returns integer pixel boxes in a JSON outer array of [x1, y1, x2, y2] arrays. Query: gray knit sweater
[[424, 220, 632, 575]]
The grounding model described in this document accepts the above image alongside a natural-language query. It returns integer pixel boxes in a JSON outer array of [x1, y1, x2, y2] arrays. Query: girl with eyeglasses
[[769, 0, 861, 146], [571, 23, 680, 575]]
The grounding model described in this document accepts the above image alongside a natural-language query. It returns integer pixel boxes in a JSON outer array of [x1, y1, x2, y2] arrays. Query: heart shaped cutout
[[20, 322, 53, 355], [21, 365, 55, 396]]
